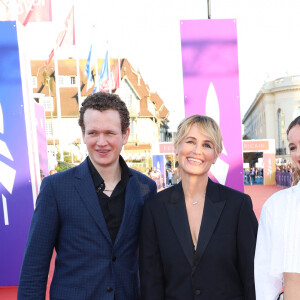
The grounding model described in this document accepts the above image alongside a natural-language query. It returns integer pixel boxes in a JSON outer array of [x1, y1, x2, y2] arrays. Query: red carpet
[[0, 252, 55, 300], [0, 185, 286, 299], [244, 184, 285, 220]]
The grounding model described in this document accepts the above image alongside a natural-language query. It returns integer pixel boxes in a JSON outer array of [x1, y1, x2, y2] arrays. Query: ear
[[82, 130, 86, 144], [122, 127, 130, 145]]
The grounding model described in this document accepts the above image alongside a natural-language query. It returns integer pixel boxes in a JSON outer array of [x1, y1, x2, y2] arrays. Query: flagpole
[[73, 2, 84, 160], [76, 54, 81, 108], [207, 0, 211, 19], [53, 50, 64, 161], [107, 40, 111, 93], [93, 25, 98, 87], [118, 57, 121, 89], [74, 4, 81, 110]]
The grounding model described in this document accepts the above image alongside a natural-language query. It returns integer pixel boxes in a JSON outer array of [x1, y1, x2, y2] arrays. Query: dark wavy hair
[[78, 92, 130, 134]]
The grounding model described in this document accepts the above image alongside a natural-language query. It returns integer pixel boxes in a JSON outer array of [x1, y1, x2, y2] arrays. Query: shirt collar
[[87, 156, 132, 190]]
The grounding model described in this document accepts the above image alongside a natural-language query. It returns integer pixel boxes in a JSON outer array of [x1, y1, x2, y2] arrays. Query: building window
[[32, 76, 37, 88], [58, 76, 65, 86], [70, 76, 76, 85], [40, 97, 54, 112], [58, 76, 77, 87], [45, 119, 53, 136]]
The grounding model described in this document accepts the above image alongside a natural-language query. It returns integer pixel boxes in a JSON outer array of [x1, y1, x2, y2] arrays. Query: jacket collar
[[164, 178, 226, 270], [74, 159, 112, 244], [74, 159, 140, 248]]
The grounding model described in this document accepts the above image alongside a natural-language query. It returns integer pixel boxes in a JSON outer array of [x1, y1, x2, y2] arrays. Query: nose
[[96, 134, 107, 146], [193, 142, 202, 155]]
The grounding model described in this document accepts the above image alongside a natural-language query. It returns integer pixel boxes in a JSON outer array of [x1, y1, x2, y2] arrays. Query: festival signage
[[180, 19, 244, 192], [0, 21, 39, 286], [243, 139, 276, 185]]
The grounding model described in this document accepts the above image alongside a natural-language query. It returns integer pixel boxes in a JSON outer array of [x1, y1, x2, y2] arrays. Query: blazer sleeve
[[237, 195, 258, 300], [254, 205, 282, 300], [139, 199, 164, 300], [18, 176, 59, 300]]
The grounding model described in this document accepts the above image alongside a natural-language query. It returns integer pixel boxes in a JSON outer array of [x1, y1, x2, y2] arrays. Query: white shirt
[[255, 181, 300, 300]]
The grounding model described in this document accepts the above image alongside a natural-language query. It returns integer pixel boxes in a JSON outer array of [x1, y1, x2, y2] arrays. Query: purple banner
[[0, 21, 35, 286], [276, 171, 292, 187], [180, 19, 244, 192], [152, 155, 166, 190]]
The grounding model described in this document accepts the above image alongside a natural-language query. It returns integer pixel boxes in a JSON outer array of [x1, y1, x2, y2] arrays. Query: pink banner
[[180, 19, 244, 192]]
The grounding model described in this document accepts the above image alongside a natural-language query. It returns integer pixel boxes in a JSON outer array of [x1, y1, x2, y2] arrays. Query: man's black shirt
[[87, 156, 132, 244]]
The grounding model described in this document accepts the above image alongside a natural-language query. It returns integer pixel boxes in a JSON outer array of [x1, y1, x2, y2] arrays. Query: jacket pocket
[[50, 285, 86, 300]]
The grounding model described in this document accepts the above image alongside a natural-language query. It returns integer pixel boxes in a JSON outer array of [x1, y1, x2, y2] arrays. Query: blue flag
[[85, 44, 95, 92], [93, 50, 109, 93]]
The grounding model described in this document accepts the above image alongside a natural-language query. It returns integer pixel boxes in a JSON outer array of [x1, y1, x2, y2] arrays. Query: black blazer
[[139, 179, 258, 300]]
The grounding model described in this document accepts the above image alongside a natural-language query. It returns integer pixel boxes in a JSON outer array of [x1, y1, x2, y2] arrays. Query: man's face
[[82, 109, 129, 171]]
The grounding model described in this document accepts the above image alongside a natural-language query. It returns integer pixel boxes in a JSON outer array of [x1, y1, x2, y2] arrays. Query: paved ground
[[244, 184, 286, 220], [0, 184, 287, 299]]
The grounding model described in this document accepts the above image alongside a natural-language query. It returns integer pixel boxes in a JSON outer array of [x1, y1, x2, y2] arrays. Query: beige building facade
[[31, 58, 170, 171], [243, 75, 300, 163]]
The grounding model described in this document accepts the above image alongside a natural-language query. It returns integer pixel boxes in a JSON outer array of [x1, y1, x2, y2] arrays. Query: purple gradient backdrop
[[180, 19, 244, 192], [0, 21, 34, 286]]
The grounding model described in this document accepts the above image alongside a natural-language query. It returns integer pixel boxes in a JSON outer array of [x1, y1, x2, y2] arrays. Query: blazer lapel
[[193, 179, 225, 271], [74, 159, 112, 245], [164, 182, 194, 267], [114, 175, 140, 247]]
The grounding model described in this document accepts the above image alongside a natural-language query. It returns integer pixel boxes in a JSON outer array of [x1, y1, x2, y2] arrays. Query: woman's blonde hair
[[287, 115, 300, 186], [174, 115, 223, 157]]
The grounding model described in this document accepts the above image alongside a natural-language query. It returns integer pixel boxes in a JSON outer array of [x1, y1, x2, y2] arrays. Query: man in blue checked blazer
[[18, 92, 157, 300]]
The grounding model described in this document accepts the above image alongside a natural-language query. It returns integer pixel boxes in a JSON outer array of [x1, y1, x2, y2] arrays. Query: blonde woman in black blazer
[[139, 115, 258, 300]]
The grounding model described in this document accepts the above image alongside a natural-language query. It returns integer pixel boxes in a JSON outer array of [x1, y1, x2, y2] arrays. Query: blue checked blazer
[[18, 158, 157, 300]]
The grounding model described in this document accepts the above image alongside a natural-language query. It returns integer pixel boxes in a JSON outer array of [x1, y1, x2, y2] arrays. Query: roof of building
[[31, 58, 169, 120], [120, 59, 169, 119], [151, 92, 169, 119]]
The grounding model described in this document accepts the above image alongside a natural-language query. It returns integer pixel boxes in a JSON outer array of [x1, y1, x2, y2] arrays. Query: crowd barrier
[[276, 171, 292, 187]]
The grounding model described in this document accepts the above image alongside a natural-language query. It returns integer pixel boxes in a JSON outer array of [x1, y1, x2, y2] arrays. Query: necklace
[[104, 189, 113, 192], [192, 192, 206, 205]]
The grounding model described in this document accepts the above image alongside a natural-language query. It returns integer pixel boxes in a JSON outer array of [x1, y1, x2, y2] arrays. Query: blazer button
[[194, 289, 201, 295], [107, 287, 113, 292], [112, 256, 116, 262]]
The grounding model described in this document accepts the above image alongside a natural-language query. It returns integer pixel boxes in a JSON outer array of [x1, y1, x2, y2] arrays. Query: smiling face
[[288, 124, 300, 170], [82, 109, 129, 172], [177, 124, 217, 179]]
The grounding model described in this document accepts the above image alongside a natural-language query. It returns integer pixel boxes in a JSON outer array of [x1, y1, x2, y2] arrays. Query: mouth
[[96, 149, 110, 155], [187, 157, 203, 164]]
